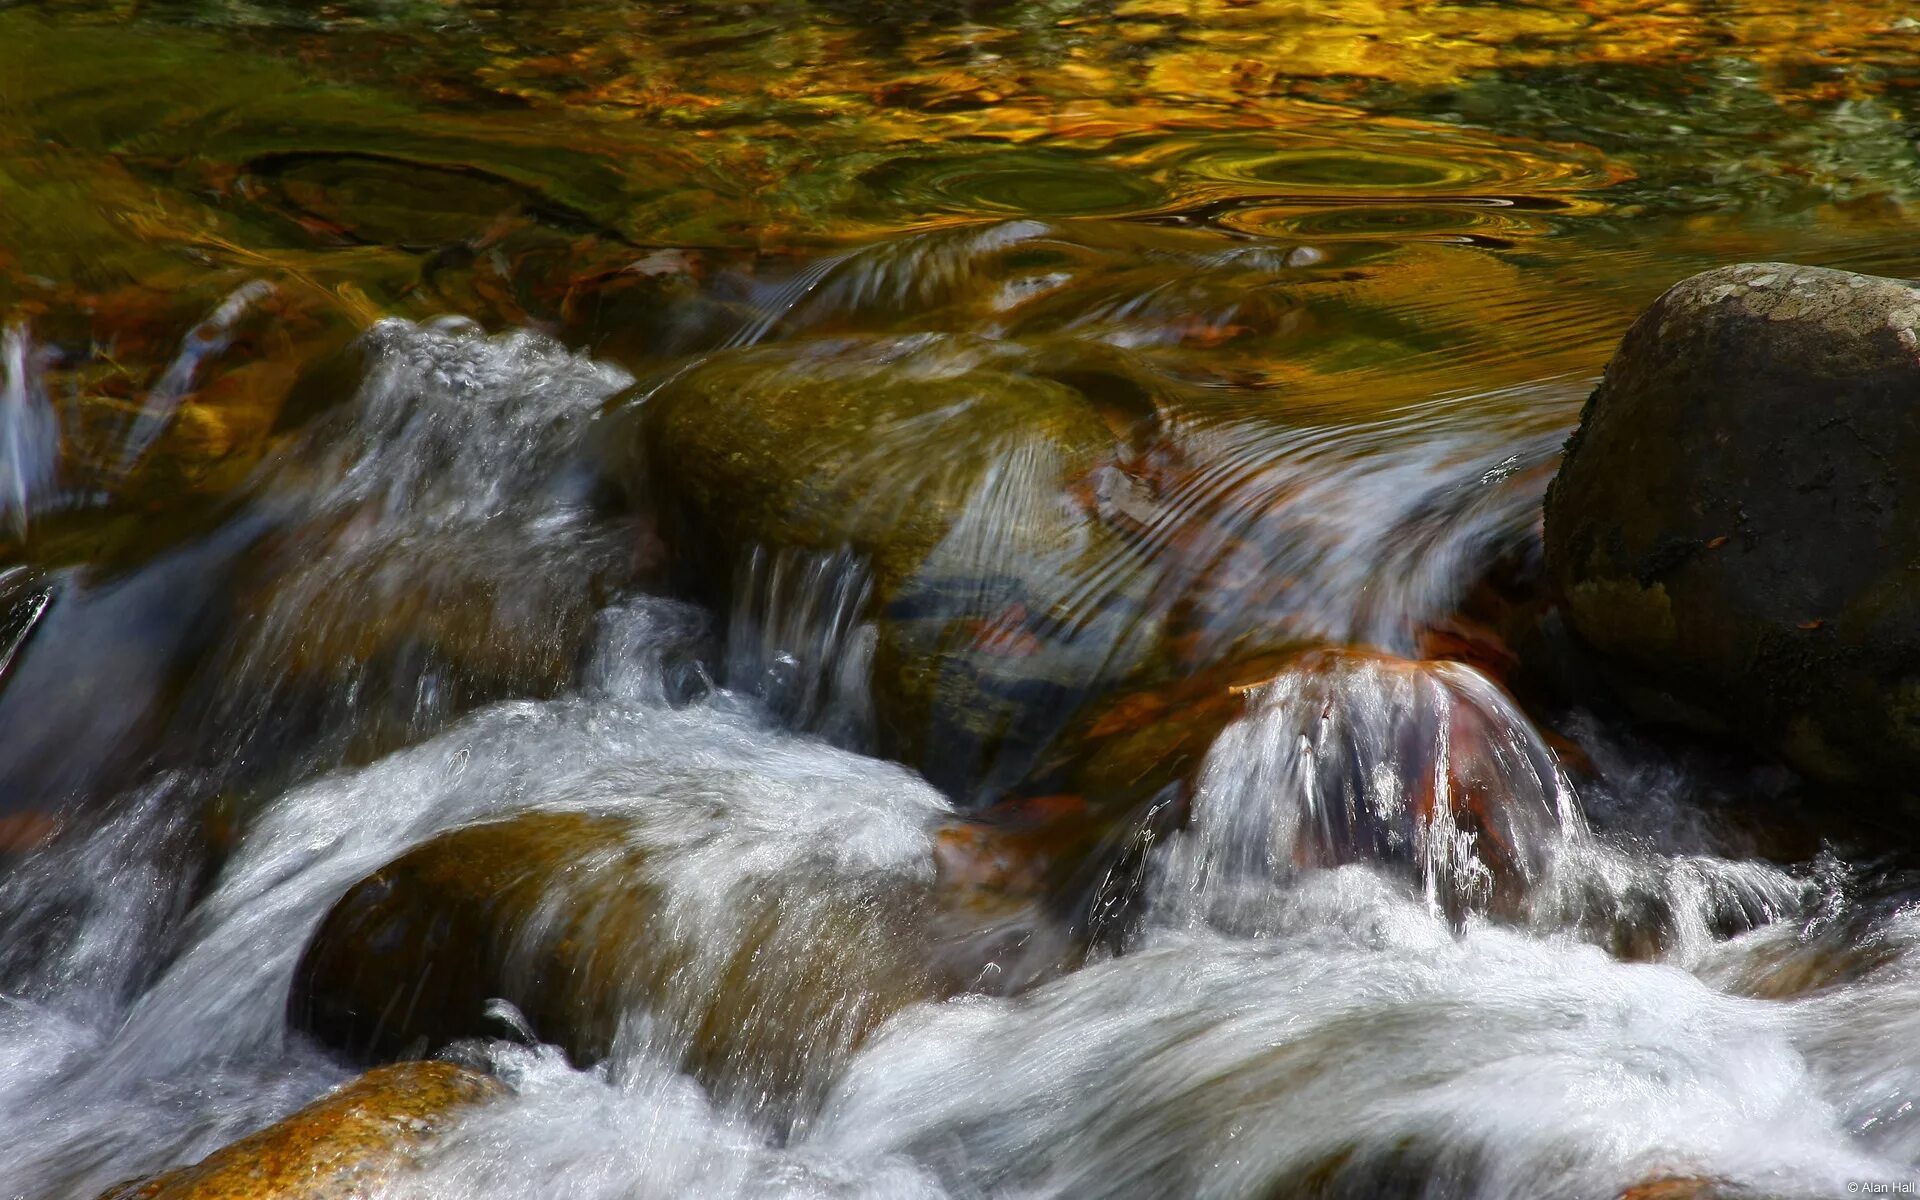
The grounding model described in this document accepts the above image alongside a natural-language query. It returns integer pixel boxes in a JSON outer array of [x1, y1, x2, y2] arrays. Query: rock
[[1041, 649, 1302, 806], [290, 812, 650, 1067], [644, 335, 1136, 592], [291, 809, 945, 1126], [1614, 1178, 1747, 1200], [96, 1062, 500, 1200], [1157, 649, 1575, 923], [1545, 262, 1920, 790], [187, 318, 647, 790], [639, 334, 1168, 801]]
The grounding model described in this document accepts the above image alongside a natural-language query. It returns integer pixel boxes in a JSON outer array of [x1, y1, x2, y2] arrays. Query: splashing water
[[195, 317, 643, 787], [0, 325, 59, 540], [1152, 649, 1579, 930], [0, 603, 954, 1195], [1, 257, 1919, 1200], [724, 544, 874, 742]]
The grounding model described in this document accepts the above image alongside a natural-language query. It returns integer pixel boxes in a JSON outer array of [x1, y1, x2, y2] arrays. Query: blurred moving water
[[4, 2, 1920, 1198]]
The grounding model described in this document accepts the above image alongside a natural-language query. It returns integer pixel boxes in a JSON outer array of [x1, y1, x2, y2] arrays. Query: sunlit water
[[0, 313, 1910, 1200], [5, 2, 1920, 1198]]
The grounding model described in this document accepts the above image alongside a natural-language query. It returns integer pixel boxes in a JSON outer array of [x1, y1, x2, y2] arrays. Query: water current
[[5, 3, 1920, 1198]]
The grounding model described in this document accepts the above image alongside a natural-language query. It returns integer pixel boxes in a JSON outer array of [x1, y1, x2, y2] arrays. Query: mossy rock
[[97, 1062, 501, 1200], [1545, 263, 1920, 793], [644, 335, 1128, 587], [640, 334, 1169, 800], [291, 809, 943, 1125]]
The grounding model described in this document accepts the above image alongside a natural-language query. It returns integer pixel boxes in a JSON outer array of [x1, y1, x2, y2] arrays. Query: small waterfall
[[4, 216, 1920, 1200], [0, 325, 59, 540], [0, 600, 959, 1195], [724, 544, 874, 741], [1152, 649, 1578, 930], [195, 316, 640, 786]]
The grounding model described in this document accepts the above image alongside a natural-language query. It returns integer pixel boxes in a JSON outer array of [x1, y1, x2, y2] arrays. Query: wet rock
[[1162, 648, 1575, 923], [1044, 649, 1302, 807], [557, 244, 754, 361], [292, 809, 944, 1126], [645, 335, 1129, 589], [96, 1061, 500, 1200], [640, 334, 1168, 800], [0, 564, 52, 687], [1615, 1178, 1747, 1200], [1544, 262, 1920, 791], [291, 812, 646, 1066], [189, 319, 645, 789]]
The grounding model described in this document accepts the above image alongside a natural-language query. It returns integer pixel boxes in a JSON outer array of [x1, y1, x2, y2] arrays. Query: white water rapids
[[0, 316, 1917, 1200]]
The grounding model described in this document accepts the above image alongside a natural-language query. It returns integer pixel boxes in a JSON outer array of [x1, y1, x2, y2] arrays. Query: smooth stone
[[291, 809, 945, 1126], [1210, 648, 1571, 916], [638, 334, 1168, 801], [1545, 262, 1920, 792], [96, 1062, 500, 1200]]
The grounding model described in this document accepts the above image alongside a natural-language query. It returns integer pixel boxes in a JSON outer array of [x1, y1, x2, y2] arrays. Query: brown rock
[[96, 1062, 500, 1200], [1616, 1177, 1748, 1200], [291, 809, 944, 1125], [639, 335, 1167, 801]]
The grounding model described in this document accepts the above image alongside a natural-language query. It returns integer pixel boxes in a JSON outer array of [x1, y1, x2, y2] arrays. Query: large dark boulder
[[1545, 262, 1920, 788]]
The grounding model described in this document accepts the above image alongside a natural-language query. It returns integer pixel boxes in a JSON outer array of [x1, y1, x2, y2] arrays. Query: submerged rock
[[194, 319, 646, 788], [97, 1061, 500, 1200], [640, 334, 1169, 801], [1545, 262, 1920, 791], [292, 808, 945, 1127], [1159, 649, 1576, 925]]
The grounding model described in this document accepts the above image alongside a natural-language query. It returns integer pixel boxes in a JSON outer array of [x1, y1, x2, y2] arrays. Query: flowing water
[[5, 3, 1920, 1198]]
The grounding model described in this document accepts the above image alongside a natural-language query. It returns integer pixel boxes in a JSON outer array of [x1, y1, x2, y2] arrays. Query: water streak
[[0, 324, 59, 539], [116, 280, 276, 479]]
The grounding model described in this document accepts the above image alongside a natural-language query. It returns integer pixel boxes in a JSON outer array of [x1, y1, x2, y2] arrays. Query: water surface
[[4, 3, 1920, 1198]]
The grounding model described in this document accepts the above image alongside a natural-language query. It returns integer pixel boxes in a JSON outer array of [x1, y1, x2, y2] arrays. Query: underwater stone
[[1545, 262, 1920, 794], [639, 335, 1168, 802]]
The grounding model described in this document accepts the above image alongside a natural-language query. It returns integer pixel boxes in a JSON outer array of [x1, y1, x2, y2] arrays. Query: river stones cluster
[[97, 1062, 500, 1200], [1546, 262, 1920, 794]]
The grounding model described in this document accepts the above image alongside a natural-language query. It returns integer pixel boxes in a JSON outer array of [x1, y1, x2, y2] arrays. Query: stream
[[5, 3, 1920, 1198]]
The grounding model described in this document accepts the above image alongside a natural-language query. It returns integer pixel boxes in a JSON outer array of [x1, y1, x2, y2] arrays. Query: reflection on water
[[3, 1, 1920, 1198]]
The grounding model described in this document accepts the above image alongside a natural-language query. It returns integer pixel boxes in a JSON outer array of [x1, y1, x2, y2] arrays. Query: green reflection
[[859, 154, 1171, 218], [1243, 150, 1468, 189]]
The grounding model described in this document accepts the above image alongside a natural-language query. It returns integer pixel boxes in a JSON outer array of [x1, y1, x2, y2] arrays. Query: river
[[3, 3, 1920, 1198]]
